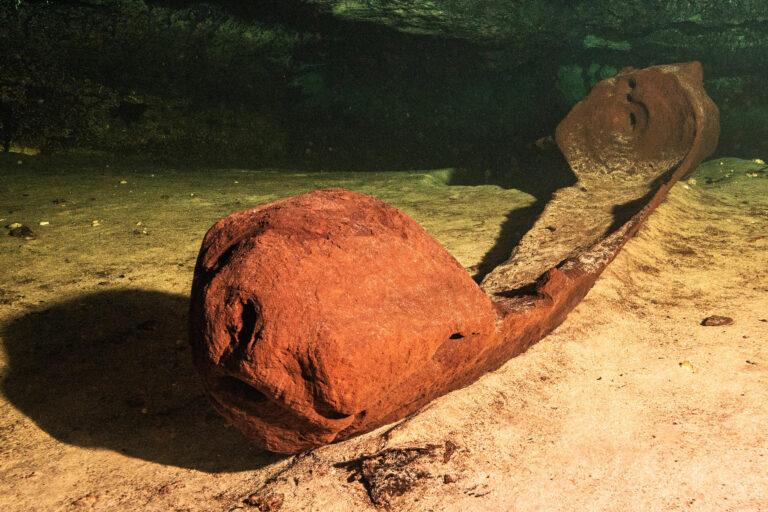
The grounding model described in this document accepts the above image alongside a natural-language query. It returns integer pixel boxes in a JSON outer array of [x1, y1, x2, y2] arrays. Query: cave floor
[[0, 155, 766, 511]]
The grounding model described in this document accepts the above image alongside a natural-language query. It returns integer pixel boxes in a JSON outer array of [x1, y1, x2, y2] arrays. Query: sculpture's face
[[556, 63, 703, 183]]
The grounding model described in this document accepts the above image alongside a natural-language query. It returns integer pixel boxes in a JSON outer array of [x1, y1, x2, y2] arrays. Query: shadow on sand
[[443, 147, 578, 282], [1, 289, 284, 472]]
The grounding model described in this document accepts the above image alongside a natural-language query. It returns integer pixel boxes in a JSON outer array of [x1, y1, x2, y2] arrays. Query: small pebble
[[91, 220, 101, 227], [243, 492, 284, 511], [701, 315, 734, 326], [9, 225, 35, 239], [120, 180, 128, 184], [679, 360, 695, 373], [39, 221, 49, 226]]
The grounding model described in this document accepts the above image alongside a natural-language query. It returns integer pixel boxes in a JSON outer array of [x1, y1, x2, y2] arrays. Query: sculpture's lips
[[190, 61, 720, 454]]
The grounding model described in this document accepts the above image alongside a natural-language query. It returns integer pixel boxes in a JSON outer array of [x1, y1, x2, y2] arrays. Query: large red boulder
[[189, 189, 498, 453]]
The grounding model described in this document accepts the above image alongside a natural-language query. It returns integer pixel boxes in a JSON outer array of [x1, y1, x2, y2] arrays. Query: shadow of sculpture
[[443, 146, 577, 282], [1, 289, 284, 472]]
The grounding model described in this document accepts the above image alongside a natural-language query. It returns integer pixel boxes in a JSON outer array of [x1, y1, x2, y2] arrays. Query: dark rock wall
[[0, 1, 298, 160], [1, 0, 767, 164]]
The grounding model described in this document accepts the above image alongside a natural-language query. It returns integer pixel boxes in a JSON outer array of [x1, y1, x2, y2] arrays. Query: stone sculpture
[[189, 62, 719, 453]]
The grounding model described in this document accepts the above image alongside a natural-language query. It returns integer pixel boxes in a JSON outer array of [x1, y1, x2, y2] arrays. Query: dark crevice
[[492, 281, 541, 299], [217, 375, 269, 404], [298, 356, 352, 421], [206, 243, 239, 277], [236, 298, 259, 351], [222, 297, 263, 368]]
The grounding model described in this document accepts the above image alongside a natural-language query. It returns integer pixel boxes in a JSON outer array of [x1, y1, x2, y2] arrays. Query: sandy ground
[[0, 154, 766, 511]]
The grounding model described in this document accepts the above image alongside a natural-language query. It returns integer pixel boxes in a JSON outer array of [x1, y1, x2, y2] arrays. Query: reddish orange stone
[[190, 62, 719, 453]]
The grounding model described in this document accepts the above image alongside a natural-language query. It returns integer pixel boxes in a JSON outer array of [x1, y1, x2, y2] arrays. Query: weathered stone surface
[[308, 0, 768, 44], [190, 62, 719, 453], [482, 61, 720, 294], [189, 189, 498, 453]]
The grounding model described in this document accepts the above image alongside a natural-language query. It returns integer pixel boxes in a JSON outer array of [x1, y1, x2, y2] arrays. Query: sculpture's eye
[[629, 112, 637, 128], [628, 77, 637, 88]]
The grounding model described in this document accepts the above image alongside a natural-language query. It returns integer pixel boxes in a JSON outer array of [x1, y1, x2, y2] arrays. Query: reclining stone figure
[[189, 62, 719, 454]]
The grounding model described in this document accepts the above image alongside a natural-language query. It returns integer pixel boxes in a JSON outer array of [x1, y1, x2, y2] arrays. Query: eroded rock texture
[[190, 62, 719, 453], [482, 62, 720, 294], [189, 190, 497, 452]]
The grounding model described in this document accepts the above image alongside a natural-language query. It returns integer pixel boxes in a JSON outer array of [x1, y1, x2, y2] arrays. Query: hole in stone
[[316, 406, 351, 420], [626, 93, 633, 102], [237, 298, 259, 348], [628, 78, 637, 88], [449, 332, 465, 340], [629, 112, 637, 128], [218, 376, 268, 404]]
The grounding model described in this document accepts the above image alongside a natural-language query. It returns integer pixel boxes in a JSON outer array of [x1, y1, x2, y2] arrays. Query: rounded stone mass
[[189, 189, 497, 453]]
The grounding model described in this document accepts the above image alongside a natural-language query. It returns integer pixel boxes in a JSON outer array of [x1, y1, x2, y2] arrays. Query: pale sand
[[0, 156, 765, 511]]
